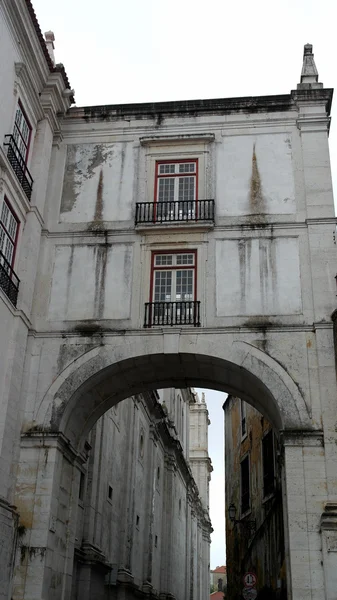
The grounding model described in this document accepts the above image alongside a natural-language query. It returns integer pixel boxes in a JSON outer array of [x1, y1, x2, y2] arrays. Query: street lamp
[[228, 503, 256, 533]]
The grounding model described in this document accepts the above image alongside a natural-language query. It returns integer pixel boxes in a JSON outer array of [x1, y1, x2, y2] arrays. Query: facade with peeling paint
[[1, 1, 337, 599]]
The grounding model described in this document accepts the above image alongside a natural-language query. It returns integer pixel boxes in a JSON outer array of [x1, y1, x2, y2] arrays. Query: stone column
[[184, 489, 192, 600], [12, 432, 84, 600], [320, 503, 337, 599], [159, 452, 176, 600], [117, 399, 136, 587], [281, 431, 327, 600], [142, 423, 157, 593]]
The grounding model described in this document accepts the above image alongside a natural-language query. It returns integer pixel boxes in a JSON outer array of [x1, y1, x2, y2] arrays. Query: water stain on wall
[[94, 169, 104, 222], [61, 144, 114, 214], [249, 143, 266, 221], [93, 245, 108, 319]]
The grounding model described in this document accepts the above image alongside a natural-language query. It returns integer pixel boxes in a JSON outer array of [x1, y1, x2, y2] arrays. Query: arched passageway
[[34, 342, 311, 452], [14, 342, 326, 600]]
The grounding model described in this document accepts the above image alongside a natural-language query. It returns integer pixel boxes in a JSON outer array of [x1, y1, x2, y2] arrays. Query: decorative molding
[[321, 503, 337, 533], [20, 431, 81, 464], [140, 133, 215, 146], [280, 429, 324, 447]]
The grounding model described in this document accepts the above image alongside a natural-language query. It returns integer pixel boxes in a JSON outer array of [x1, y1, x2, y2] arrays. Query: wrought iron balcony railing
[[4, 135, 33, 200], [0, 251, 20, 307], [135, 199, 214, 225], [144, 301, 201, 328]]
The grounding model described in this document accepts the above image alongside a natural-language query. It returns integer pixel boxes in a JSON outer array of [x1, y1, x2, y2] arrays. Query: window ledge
[[262, 491, 275, 504], [240, 508, 252, 520], [136, 221, 214, 233], [140, 133, 215, 146]]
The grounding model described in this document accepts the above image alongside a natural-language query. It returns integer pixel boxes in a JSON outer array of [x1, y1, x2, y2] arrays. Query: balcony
[[135, 199, 214, 226], [4, 135, 33, 200], [144, 301, 201, 328], [0, 252, 20, 307]]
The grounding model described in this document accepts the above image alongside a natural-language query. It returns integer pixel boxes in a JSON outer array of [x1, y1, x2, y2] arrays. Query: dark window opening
[[262, 430, 275, 497], [241, 455, 250, 514], [79, 472, 85, 501], [136, 515, 140, 527], [155, 535, 158, 548], [240, 399, 246, 438], [108, 485, 113, 500]]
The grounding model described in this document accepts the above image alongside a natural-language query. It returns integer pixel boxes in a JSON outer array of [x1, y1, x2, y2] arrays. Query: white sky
[[32, 0, 337, 197], [31, 0, 337, 568], [196, 389, 227, 570]]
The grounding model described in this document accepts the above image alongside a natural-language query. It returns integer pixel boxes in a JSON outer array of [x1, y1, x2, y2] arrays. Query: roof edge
[[25, 0, 74, 103]]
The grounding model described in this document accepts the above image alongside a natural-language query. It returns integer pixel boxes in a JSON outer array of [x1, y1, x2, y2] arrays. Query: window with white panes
[[151, 252, 196, 304], [155, 160, 197, 219], [150, 251, 197, 325], [0, 200, 19, 268], [13, 103, 31, 163]]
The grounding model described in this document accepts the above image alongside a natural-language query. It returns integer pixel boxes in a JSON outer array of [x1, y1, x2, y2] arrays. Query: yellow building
[[224, 397, 287, 600]]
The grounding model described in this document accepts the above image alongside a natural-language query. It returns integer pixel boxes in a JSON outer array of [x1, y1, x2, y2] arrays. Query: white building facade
[[70, 388, 211, 600], [1, 1, 337, 599]]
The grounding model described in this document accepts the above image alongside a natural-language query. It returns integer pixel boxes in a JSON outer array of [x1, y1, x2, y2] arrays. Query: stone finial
[[201, 392, 206, 404], [297, 43, 323, 89], [44, 31, 55, 65]]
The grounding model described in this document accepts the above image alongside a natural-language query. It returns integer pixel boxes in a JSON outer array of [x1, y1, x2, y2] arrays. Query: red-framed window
[[154, 160, 198, 219], [0, 199, 19, 267], [150, 250, 197, 304], [13, 102, 32, 164]]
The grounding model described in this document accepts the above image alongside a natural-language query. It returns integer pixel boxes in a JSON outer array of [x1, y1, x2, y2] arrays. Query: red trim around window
[[154, 159, 199, 221], [1, 198, 20, 267], [15, 100, 32, 164], [149, 249, 198, 303]]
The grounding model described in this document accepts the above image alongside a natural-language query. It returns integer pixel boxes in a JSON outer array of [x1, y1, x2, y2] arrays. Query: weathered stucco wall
[[216, 133, 296, 217], [48, 243, 133, 320], [215, 237, 302, 316], [60, 143, 135, 223]]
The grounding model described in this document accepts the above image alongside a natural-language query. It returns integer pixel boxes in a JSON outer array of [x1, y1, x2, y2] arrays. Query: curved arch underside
[[38, 341, 312, 449]]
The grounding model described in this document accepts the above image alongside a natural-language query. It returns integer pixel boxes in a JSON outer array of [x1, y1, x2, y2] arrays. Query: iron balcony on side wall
[[4, 135, 33, 201], [144, 301, 201, 328], [0, 252, 20, 307], [135, 200, 215, 226]]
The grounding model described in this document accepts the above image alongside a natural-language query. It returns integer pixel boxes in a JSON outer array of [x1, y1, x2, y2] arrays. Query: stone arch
[[33, 335, 312, 450]]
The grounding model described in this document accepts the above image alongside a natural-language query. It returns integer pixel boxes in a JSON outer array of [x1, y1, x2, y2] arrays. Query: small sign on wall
[[243, 572, 257, 588], [242, 588, 257, 600]]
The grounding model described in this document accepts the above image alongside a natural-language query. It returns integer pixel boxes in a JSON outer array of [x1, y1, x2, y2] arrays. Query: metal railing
[[135, 199, 214, 225], [0, 251, 20, 307], [144, 301, 201, 328], [4, 135, 33, 200]]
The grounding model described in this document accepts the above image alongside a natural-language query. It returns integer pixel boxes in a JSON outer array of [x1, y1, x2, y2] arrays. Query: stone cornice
[[64, 87, 333, 126], [20, 431, 81, 464], [321, 503, 337, 531], [3, 0, 49, 91], [140, 133, 215, 145], [39, 217, 336, 240], [3, 0, 72, 132], [280, 429, 324, 447], [14, 61, 45, 122]]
